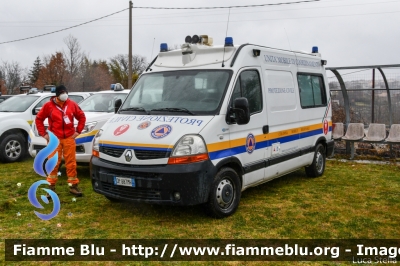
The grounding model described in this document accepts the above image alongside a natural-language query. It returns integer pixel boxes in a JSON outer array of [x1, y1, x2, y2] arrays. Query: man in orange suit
[[36, 85, 86, 197]]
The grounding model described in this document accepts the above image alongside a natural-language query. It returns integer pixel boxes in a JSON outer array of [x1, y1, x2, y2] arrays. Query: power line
[[1, 0, 397, 26], [0, 8, 128, 45], [0, 0, 321, 45], [0, 0, 378, 23], [132, 0, 320, 9]]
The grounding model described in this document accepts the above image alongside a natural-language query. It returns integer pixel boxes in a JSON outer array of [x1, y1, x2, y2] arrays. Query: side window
[[230, 70, 262, 114], [69, 95, 84, 104], [297, 74, 327, 108], [35, 96, 51, 109]]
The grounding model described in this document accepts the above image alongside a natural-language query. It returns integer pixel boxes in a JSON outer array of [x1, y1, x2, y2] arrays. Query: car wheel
[[204, 167, 241, 219], [305, 143, 326, 177], [0, 134, 27, 163]]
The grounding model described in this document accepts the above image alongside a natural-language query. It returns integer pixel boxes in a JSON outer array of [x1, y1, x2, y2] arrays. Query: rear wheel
[[0, 134, 27, 163], [305, 143, 326, 177], [204, 167, 241, 218]]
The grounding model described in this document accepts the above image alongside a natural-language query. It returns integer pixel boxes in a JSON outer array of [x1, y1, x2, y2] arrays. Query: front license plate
[[114, 176, 136, 187]]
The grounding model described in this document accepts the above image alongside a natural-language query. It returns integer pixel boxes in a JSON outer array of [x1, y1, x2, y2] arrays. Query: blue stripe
[[299, 128, 323, 139], [100, 143, 172, 152], [209, 128, 330, 161], [75, 135, 95, 145]]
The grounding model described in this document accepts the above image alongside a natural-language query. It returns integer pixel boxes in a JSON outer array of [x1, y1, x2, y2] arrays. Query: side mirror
[[32, 107, 41, 115], [114, 99, 122, 113], [232, 97, 250, 125]]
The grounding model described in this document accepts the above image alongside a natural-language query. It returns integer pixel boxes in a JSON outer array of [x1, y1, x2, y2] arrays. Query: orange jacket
[[36, 96, 86, 139]]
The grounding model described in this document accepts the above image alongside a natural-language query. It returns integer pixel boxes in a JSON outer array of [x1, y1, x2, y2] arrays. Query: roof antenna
[[150, 37, 155, 62], [284, 27, 298, 71], [221, 7, 231, 67], [146, 37, 155, 72]]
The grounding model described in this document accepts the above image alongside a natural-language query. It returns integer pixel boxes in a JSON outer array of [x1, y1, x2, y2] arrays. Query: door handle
[[263, 125, 269, 134]]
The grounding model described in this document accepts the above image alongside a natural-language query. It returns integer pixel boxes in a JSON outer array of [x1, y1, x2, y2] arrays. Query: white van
[[29, 84, 129, 163], [0, 90, 91, 163], [90, 36, 334, 218]]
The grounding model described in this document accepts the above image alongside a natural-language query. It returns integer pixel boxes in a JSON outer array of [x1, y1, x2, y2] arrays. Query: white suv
[[29, 85, 129, 163], [0, 91, 91, 163]]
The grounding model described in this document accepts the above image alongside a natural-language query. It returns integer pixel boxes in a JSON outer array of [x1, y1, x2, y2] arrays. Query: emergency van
[[0, 90, 91, 163], [29, 84, 129, 162], [90, 36, 334, 218]]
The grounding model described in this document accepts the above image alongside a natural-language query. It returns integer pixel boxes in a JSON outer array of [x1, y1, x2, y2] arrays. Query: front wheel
[[204, 167, 241, 219], [305, 143, 326, 177], [0, 134, 27, 163]]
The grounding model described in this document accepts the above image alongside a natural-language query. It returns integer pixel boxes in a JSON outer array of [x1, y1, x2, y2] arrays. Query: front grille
[[134, 149, 170, 160], [100, 181, 161, 200], [100, 147, 170, 160], [33, 145, 46, 151], [35, 144, 85, 153], [76, 145, 85, 153], [99, 169, 160, 179], [99, 158, 165, 169], [100, 146, 125, 157]]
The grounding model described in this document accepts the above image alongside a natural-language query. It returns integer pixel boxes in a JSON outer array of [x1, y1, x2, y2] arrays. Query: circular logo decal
[[114, 124, 130, 136], [151, 124, 172, 139], [323, 119, 329, 135], [246, 133, 256, 154], [137, 121, 151, 130]]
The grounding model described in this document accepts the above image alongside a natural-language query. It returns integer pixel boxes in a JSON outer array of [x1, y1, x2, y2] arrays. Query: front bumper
[[90, 156, 217, 206], [28, 135, 93, 163]]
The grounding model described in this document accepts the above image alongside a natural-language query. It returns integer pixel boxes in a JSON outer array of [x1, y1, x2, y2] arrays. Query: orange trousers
[[46, 137, 79, 186]]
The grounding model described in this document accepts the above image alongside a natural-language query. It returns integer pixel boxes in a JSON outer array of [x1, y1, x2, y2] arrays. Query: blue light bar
[[51, 87, 56, 93], [312, 46, 318, 53], [110, 84, 115, 90], [225, 37, 233, 47], [160, 43, 168, 52]]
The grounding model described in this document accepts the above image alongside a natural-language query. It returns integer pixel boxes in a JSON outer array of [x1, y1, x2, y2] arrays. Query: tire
[[305, 143, 326, 178], [0, 134, 27, 163], [204, 167, 241, 219]]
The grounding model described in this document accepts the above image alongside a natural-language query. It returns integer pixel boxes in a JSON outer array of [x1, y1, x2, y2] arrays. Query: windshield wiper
[[119, 107, 149, 115], [150, 107, 195, 115]]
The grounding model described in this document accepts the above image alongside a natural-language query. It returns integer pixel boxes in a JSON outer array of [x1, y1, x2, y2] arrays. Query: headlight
[[168, 135, 209, 164], [172, 135, 207, 156], [32, 123, 39, 137], [92, 129, 103, 152], [32, 123, 48, 137], [81, 122, 97, 134]]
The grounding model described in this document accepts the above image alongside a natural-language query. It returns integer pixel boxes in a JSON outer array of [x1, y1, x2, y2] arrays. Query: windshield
[[0, 95, 40, 112], [120, 70, 232, 115], [79, 93, 127, 112]]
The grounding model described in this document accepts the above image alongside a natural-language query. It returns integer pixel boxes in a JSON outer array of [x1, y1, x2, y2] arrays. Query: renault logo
[[125, 150, 133, 162]]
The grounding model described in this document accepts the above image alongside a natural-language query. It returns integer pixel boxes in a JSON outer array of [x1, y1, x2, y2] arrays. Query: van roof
[[153, 43, 321, 69]]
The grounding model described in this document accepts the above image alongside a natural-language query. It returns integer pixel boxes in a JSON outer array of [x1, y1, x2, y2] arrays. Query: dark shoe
[[46, 185, 56, 201], [69, 184, 83, 197]]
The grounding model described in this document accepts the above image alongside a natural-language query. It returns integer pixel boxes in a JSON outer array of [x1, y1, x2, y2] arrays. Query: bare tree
[[0, 61, 26, 94], [110, 54, 147, 76], [109, 54, 147, 88], [63, 34, 86, 78]]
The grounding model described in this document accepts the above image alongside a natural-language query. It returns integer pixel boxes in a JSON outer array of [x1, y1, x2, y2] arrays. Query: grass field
[[1, 158, 399, 265]]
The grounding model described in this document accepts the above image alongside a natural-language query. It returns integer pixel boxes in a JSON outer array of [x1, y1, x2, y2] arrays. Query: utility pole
[[128, 1, 133, 89], [371, 68, 375, 123]]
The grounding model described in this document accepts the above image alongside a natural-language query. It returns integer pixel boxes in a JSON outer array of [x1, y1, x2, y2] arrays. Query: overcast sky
[[1, 0, 399, 72]]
